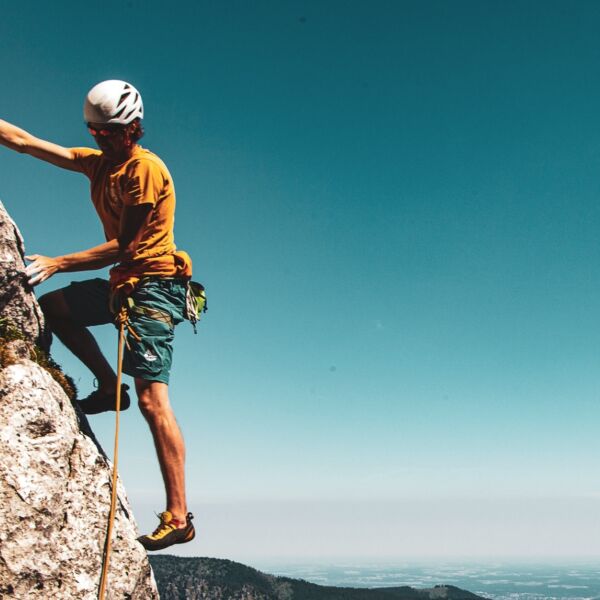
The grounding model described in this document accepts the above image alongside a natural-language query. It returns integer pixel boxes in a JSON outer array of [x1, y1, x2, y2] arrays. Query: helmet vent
[[118, 91, 131, 105], [113, 104, 127, 119]]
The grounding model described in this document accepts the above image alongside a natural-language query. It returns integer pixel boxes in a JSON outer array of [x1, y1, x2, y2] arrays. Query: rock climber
[[0, 80, 197, 551]]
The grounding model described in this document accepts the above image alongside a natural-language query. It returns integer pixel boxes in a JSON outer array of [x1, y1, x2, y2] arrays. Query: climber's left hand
[[25, 254, 60, 286]]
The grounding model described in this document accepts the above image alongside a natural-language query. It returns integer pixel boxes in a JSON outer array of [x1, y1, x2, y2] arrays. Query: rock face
[[0, 201, 49, 352], [0, 201, 159, 599]]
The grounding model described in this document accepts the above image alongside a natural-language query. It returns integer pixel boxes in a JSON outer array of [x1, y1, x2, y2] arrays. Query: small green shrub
[[0, 318, 77, 400]]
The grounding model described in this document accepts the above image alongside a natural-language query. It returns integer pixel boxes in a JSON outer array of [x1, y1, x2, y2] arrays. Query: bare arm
[[0, 119, 81, 172], [25, 204, 154, 285]]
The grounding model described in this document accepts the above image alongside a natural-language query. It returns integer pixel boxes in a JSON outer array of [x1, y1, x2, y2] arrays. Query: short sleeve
[[122, 159, 164, 207], [70, 147, 102, 179]]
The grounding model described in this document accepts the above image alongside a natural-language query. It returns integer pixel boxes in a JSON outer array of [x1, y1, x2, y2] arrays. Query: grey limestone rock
[[0, 200, 50, 352], [0, 202, 159, 599]]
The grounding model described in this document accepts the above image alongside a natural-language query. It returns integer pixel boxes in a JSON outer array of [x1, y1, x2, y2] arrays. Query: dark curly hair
[[127, 118, 144, 142]]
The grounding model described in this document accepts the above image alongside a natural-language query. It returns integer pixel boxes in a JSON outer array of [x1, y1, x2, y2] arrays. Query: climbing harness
[[97, 305, 137, 600], [110, 278, 207, 333], [128, 299, 175, 329]]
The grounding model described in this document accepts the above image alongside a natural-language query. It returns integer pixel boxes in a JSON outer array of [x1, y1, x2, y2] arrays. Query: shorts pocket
[[122, 317, 174, 382]]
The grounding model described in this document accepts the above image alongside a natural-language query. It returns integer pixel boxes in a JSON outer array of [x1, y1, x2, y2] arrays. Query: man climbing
[[0, 80, 196, 551]]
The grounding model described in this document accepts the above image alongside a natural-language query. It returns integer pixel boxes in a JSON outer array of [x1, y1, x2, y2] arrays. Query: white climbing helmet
[[83, 80, 144, 125]]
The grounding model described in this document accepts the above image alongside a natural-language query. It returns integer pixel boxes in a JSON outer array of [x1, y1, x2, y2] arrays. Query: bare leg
[[39, 290, 117, 393], [135, 378, 187, 523]]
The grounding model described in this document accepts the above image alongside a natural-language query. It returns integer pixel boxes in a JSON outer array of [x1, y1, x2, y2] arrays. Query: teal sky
[[3, 0, 600, 561]]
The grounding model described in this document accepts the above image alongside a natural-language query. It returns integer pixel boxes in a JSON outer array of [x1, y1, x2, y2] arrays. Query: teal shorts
[[61, 277, 187, 384]]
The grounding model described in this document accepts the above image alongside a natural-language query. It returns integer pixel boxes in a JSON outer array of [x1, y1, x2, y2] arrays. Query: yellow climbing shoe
[[137, 511, 195, 551]]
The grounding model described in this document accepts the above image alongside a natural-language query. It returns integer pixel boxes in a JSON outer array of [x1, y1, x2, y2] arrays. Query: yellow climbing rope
[[97, 306, 128, 600]]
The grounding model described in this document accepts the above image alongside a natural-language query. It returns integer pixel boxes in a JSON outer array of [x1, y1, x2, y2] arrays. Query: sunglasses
[[87, 124, 124, 137]]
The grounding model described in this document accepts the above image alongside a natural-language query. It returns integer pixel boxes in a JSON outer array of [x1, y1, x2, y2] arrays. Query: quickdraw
[[185, 281, 207, 334]]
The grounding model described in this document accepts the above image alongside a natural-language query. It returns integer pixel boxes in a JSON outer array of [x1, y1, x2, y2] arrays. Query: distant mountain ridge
[[149, 556, 486, 600]]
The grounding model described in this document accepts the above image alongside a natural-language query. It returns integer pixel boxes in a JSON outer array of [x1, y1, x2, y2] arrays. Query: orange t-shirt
[[71, 145, 192, 290]]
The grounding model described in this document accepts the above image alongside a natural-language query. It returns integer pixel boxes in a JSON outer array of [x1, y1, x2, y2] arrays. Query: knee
[[137, 391, 156, 417], [38, 290, 66, 320], [136, 382, 170, 419], [38, 292, 53, 316]]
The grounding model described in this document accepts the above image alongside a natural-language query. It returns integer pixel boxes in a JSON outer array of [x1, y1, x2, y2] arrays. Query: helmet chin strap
[[121, 125, 138, 151], [123, 133, 134, 149]]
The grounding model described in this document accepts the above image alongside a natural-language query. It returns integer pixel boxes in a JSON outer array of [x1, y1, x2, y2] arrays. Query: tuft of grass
[[0, 318, 23, 342], [0, 318, 77, 400]]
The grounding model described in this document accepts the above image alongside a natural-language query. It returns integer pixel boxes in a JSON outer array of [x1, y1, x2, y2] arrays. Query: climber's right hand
[[0, 119, 80, 172]]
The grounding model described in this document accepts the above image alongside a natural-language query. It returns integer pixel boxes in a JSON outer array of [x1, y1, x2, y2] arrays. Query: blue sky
[[3, 0, 600, 561]]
